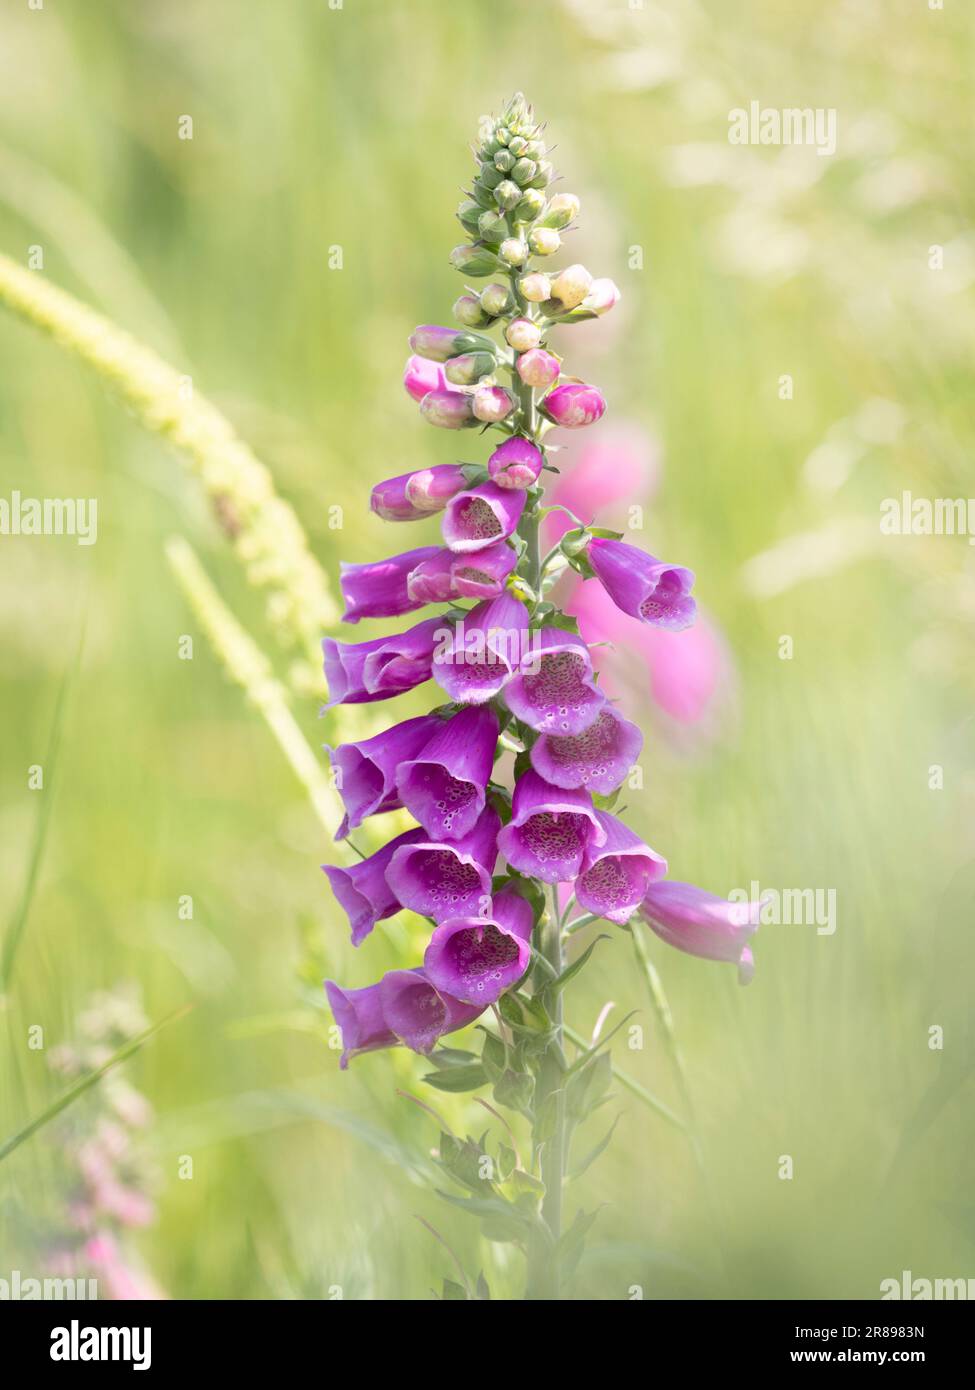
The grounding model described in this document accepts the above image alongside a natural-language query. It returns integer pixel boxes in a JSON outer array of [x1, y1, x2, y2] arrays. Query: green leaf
[[475, 1271, 492, 1301], [442, 1278, 468, 1301], [543, 936, 610, 999], [569, 1115, 621, 1181], [558, 1205, 604, 1280], [566, 1051, 613, 1123], [425, 1046, 479, 1070], [422, 1063, 488, 1093], [480, 1030, 508, 1083], [493, 1068, 534, 1114]]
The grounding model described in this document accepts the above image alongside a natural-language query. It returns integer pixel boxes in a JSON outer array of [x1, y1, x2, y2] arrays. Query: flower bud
[[528, 160, 554, 189], [403, 354, 453, 402], [457, 200, 483, 234], [409, 324, 495, 363], [514, 188, 546, 221], [488, 436, 545, 490], [500, 237, 529, 267], [511, 157, 537, 186], [528, 227, 560, 256], [449, 244, 502, 278], [371, 464, 469, 520], [420, 390, 478, 430], [470, 181, 497, 210], [507, 135, 528, 157], [444, 351, 496, 386], [480, 282, 513, 316], [495, 126, 511, 147], [541, 193, 580, 230], [582, 278, 621, 316], [493, 149, 515, 173], [477, 210, 507, 243], [516, 348, 560, 389], [505, 317, 542, 351], [453, 294, 491, 328], [494, 179, 523, 211], [478, 162, 503, 189], [518, 272, 552, 302], [540, 382, 606, 430], [472, 385, 515, 423], [551, 263, 593, 310]]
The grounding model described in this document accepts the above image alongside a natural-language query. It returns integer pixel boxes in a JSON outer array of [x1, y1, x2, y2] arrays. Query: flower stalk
[[320, 93, 757, 1301]]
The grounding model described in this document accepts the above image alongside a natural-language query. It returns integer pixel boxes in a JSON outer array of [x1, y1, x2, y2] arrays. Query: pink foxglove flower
[[530, 705, 642, 795], [442, 480, 527, 552], [431, 593, 528, 704], [326, 713, 444, 839], [322, 828, 424, 945], [575, 812, 667, 924], [502, 628, 605, 736], [497, 770, 606, 884], [424, 887, 533, 1004], [588, 536, 697, 630], [487, 436, 545, 490], [323, 617, 441, 706], [639, 881, 760, 985], [378, 968, 484, 1054], [395, 705, 500, 840], [339, 545, 441, 623], [540, 382, 606, 429], [371, 463, 469, 521], [385, 806, 500, 922], [406, 540, 517, 603]]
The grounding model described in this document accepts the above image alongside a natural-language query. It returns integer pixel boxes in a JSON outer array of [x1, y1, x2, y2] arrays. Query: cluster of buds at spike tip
[[322, 95, 755, 1298]]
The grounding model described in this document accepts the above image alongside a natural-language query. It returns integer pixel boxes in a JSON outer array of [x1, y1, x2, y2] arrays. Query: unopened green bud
[[551, 263, 593, 310], [500, 237, 529, 267], [493, 149, 515, 173], [496, 126, 511, 146], [511, 158, 537, 187], [528, 160, 554, 189], [471, 181, 496, 210], [479, 163, 503, 190], [478, 210, 507, 243], [445, 350, 496, 385], [453, 293, 491, 328], [523, 139, 545, 159], [528, 227, 561, 256], [450, 244, 503, 277], [541, 193, 580, 230], [480, 282, 513, 316], [494, 179, 522, 211], [518, 272, 552, 302], [507, 135, 528, 157], [457, 201, 482, 234], [514, 188, 546, 221]]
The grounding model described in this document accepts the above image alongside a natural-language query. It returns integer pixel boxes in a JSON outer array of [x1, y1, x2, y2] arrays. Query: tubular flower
[[530, 704, 643, 795], [326, 712, 444, 839], [432, 593, 529, 704], [575, 812, 668, 924], [442, 480, 527, 552], [395, 705, 500, 840], [322, 828, 424, 946], [406, 541, 517, 604], [321, 96, 752, 1283], [370, 463, 470, 521], [497, 770, 606, 884], [502, 627, 606, 736], [639, 881, 760, 985], [322, 617, 441, 706], [588, 536, 697, 631], [339, 546, 441, 623], [385, 806, 501, 922], [424, 887, 534, 1005]]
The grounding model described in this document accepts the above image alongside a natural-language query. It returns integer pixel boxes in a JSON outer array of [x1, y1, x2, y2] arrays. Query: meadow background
[[1, 0, 973, 1300]]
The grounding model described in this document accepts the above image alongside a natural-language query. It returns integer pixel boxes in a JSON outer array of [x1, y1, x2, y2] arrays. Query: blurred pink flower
[[566, 575, 733, 735], [542, 424, 661, 548]]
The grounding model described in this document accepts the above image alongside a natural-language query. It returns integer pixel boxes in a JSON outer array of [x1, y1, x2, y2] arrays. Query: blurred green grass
[[1, 0, 973, 1299]]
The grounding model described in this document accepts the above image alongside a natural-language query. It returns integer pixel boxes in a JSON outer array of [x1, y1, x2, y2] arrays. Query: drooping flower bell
[[423, 887, 534, 1005], [502, 628, 606, 736], [322, 617, 442, 706], [574, 812, 667, 924], [442, 481, 527, 552], [406, 541, 517, 604], [639, 881, 760, 985], [339, 545, 441, 624], [432, 593, 528, 704], [497, 770, 606, 884], [530, 705, 643, 795], [385, 806, 501, 922], [326, 712, 445, 839], [322, 827, 424, 946], [588, 536, 696, 630], [395, 705, 500, 840], [378, 968, 484, 1054]]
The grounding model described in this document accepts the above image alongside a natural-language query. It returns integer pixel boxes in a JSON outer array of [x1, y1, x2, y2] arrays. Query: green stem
[[525, 884, 566, 1300]]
